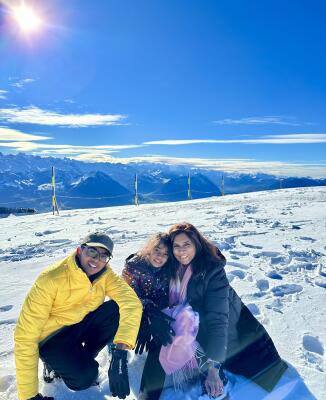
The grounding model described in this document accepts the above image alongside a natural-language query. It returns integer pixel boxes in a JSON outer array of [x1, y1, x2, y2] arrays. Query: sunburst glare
[[12, 3, 43, 33]]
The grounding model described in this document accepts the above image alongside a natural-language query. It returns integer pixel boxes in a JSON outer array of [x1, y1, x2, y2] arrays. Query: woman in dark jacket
[[139, 222, 288, 400], [122, 233, 176, 354]]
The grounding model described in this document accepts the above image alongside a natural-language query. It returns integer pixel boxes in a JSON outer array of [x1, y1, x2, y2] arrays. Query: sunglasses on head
[[82, 245, 112, 263]]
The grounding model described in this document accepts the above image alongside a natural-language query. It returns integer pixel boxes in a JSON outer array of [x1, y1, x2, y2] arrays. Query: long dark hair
[[168, 222, 226, 277], [138, 232, 175, 279]]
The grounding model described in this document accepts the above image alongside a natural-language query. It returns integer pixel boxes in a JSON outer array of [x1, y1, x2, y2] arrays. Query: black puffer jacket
[[187, 258, 288, 391], [123, 254, 171, 310]]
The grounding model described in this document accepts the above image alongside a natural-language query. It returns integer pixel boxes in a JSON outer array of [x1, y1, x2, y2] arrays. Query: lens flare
[[12, 4, 42, 33]]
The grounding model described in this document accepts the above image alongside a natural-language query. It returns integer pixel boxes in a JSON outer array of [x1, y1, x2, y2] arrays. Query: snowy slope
[[0, 187, 325, 399]]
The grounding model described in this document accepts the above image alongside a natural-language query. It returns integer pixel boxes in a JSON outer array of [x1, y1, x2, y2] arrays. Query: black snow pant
[[39, 300, 119, 391], [139, 340, 166, 400]]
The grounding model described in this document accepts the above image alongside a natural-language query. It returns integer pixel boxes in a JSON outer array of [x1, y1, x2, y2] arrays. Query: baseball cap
[[81, 232, 114, 255]]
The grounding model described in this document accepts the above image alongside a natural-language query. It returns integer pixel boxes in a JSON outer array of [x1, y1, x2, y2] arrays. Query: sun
[[12, 4, 43, 33]]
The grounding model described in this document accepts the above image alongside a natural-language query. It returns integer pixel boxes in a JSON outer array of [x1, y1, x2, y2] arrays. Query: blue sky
[[0, 0, 326, 177]]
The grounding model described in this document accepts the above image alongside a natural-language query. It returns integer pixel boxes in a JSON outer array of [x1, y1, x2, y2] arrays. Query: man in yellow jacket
[[14, 232, 142, 400]]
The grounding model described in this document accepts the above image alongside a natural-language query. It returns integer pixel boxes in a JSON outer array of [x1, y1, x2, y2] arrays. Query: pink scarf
[[168, 263, 192, 306], [159, 265, 201, 387]]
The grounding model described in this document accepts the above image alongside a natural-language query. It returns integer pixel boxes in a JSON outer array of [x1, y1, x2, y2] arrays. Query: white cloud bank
[[0, 127, 52, 141], [213, 116, 304, 126], [0, 141, 143, 154], [144, 134, 326, 145], [0, 106, 128, 127], [87, 155, 326, 179]]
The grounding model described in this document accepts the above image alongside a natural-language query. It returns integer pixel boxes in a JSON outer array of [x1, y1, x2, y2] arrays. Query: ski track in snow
[[0, 187, 325, 399]]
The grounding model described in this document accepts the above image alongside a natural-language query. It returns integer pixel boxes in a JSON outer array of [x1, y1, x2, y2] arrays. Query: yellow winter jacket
[[14, 252, 142, 400]]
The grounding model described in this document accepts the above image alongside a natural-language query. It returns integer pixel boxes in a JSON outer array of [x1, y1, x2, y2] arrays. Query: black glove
[[28, 394, 54, 400], [135, 315, 151, 355], [108, 349, 130, 399], [146, 304, 175, 346]]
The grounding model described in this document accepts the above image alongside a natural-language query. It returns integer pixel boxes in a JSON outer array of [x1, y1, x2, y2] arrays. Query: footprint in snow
[[270, 256, 287, 265], [292, 225, 301, 230], [243, 205, 258, 214], [299, 236, 316, 242], [0, 305, 13, 312], [302, 335, 325, 371], [267, 270, 283, 280], [315, 280, 326, 289], [270, 221, 281, 228], [230, 250, 249, 256], [271, 284, 303, 297], [318, 265, 326, 278], [227, 261, 249, 270], [46, 239, 72, 245], [303, 335, 324, 356], [240, 242, 263, 250], [265, 298, 283, 313], [35, 229, 62, 236], [0, 375, 15, 392], [253, 251, 282, 258], [256, 279, 269, 292], [227, 270, 247, 282]]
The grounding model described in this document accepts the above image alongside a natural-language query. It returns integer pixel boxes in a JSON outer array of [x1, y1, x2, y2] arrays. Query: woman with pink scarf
[[139, 223, 287, 400]]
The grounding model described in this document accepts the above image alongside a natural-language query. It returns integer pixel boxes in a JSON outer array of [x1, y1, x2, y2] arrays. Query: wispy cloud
[[144, 134, 326, 145], [0, 125, 143, 158], [10, 78, 36, 89], [144, 140, 219, 145], [265, 134, 326, 141], [0, 106, 128, 127], [214, 116, 302, 126], [0, 90, 8, 100], [0, 127, 52, 141]]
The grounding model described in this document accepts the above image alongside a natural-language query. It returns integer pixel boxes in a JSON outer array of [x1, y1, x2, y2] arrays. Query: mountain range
[[0, 152, 325, 213]]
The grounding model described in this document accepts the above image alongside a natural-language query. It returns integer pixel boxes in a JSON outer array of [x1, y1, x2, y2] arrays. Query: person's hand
[[135, 316, 151, 355], [108, 349, 130, 399], [28, 394, 54, 400], [146, 304, 175, 346], [204, 367, 225, 398]]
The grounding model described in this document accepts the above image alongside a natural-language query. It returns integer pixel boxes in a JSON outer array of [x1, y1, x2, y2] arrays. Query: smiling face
[[148, 243, 169, 268], [172, 233, 196, 265], [77, 245, 110, 277]]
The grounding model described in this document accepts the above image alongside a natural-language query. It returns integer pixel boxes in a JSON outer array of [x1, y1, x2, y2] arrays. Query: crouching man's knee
[[63, 362, 98, 391]]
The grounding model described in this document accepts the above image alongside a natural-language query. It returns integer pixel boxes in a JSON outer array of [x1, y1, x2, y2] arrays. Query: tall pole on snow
[[134, 174, 139, 206], [221, 173, 225, 196], [51, 167, 59, 215], [187, 173, 192, 200]]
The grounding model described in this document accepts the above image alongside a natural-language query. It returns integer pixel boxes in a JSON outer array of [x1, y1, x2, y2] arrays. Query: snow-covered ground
[[0, 187, 325, 400]]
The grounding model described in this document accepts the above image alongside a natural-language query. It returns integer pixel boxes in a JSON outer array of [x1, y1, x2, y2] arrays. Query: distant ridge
[[0, 207, 36, 218], [0, 152, 325, 212]]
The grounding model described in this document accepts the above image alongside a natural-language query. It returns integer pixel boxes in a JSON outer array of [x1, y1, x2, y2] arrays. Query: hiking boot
[[43, 363, 61, 383]]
